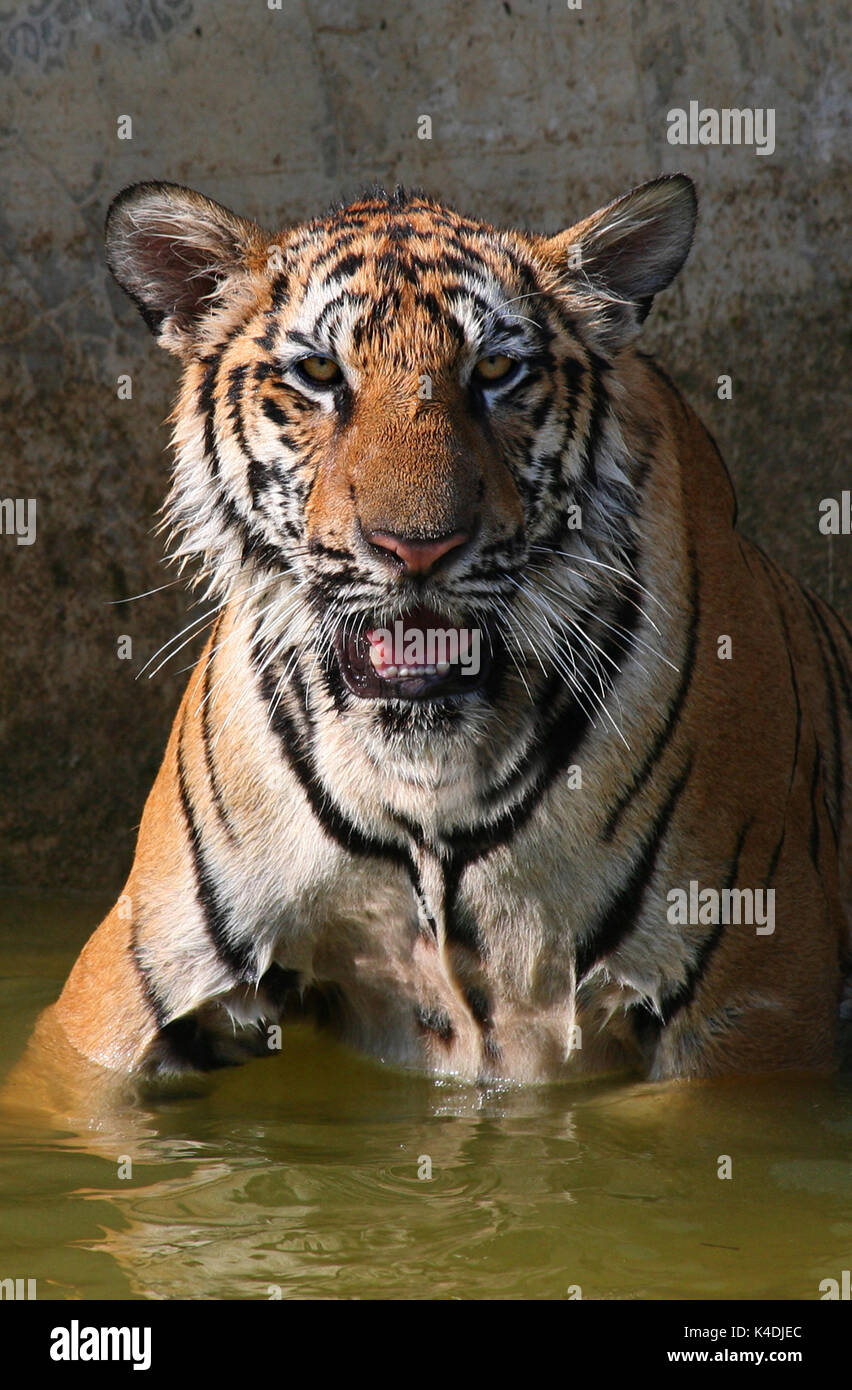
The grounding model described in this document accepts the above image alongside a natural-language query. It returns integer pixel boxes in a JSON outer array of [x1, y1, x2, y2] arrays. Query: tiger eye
[[299, 354, 342, 384], [473, 353, 516, 382]]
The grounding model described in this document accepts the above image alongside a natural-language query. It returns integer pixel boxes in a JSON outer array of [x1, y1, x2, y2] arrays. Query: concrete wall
[[0, 0, 848, 889]]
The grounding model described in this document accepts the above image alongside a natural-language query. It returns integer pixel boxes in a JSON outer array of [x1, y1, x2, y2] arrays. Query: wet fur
[[15, 177, 852, 1092]]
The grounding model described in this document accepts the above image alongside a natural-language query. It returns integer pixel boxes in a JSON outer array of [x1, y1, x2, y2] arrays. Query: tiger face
[[106, 178, 696, 789]]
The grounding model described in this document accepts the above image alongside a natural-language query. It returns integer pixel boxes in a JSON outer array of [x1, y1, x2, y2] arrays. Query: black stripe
[[226, 362, 267, 508], [269, 270, 290, 310], [559, 356, 585, 445], [771, 582, 804, 803], [638, 818, 752, 1035], [576, 756, 693, 982], [200, 619, 238, 843], [808, 748, 822, 871], [443, 856, 481, 952], [156, 1014, 235, 1071], [764, 819, 786, 890], [804, 587, 852, 715], [308, 231, 360, 272], [177, 712, 255, 981], [130, 909, 168, 1030], [261, 395, 293, 430], [256, 638, 435, 934], [198, 348, 225, 479], [311, 289, 368, 335], [800, 589, 845, 816], [578, 352, 609, 489], [604, 556, 699, 842], [225, 361, 248, 410], [374, 249, 420, 285], [415, 1005, 454, 1044], [751, 545, 825, 869], [196, 356, 294, 566], [748, 553, 809, 827], [318, 250, 365, 285], [415, 287, 464, 325], [420, 249, 489, 279], [309, 539, 356, 563]]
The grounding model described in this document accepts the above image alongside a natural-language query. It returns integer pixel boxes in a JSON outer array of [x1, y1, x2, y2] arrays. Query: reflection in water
[[1, 898, 850, 1300]]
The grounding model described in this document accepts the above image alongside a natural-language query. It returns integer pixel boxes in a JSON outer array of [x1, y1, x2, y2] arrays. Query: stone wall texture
[[0, 0, 848, 890]]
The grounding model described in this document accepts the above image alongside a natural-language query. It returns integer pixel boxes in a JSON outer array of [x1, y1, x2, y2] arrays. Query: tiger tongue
[[366, 622, 436, 674], [365, 628, 396, 667], [366, 608, 456, 675]]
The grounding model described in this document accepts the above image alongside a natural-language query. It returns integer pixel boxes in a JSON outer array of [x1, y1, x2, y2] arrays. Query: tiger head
[[106, 176, 696, 784]]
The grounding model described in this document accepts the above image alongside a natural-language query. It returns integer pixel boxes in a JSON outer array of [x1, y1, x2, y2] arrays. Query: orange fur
[[6, 177, 850, 1113]]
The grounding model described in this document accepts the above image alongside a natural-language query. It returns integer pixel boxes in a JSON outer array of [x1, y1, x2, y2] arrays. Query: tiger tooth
[[384, 665, 398, 678], [436, 661, 451, 675]]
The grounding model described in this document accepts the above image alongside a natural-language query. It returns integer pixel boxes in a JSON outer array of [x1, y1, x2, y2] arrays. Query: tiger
[[18, 174, 852, 1093]]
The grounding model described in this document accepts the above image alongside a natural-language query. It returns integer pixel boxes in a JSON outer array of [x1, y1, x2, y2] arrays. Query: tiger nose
[[365, 529, 470, 576]]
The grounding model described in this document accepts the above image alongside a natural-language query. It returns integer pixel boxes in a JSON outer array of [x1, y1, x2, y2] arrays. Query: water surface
[[1, 894, 849, 1300]]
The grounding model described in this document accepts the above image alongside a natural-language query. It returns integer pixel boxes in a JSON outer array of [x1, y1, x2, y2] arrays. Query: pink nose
[[366, 529, 469, 576]]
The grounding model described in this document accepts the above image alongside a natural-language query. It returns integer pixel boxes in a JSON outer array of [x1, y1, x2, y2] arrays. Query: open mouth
[[334, 604, 494, 701]]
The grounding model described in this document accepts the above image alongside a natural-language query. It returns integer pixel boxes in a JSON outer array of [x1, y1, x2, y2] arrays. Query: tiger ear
[[540, 174, 697, 352], [105, 182, 269, 356]]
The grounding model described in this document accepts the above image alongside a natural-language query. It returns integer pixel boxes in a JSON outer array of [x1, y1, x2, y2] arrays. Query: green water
[[0, 895, 850, 1301]]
